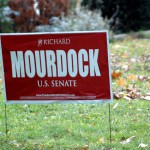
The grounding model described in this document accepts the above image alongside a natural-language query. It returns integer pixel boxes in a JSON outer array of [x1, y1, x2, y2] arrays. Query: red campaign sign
[[0, 31, 113, 104]]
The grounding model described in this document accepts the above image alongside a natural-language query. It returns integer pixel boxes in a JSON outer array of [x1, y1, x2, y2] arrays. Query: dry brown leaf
[[84, 115, 91, 119], [127, 89, 141, 99], [119, 92, 125, 98], [38, 144, 44, 150], [67, 128, 71, 133], [122, 52, 129, 58], [113, 92, 121, 99], [138, 75, 149, 82], [113, 44, 123, 49], [113, 92, 126, 99], [92, 123, 96, 126], [112, 71, 122, 79], [126, 84, 134, 92], [80, 145, 89, 150], [117, 78, 127, 86], [127, 74, 137, 81], [99, 137, 104, 143]]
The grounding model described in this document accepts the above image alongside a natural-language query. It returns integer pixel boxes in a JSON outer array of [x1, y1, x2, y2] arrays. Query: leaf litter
[[111, 39, 150, 101]]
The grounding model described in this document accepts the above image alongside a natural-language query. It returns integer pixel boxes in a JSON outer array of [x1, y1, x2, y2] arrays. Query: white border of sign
[[0, 31, 113, 104]]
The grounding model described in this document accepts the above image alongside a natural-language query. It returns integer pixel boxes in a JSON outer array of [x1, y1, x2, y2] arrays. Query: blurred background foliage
[[0, 0, 13, 33], [82, 0, 150, 33], [0, 0, 150, 33]]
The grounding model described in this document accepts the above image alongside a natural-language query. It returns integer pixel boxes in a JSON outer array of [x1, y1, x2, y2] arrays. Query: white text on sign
[[10, 49, 101, 78]]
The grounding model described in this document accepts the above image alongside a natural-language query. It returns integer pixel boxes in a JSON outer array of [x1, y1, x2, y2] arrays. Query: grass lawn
[[0, 38, 150, 149]]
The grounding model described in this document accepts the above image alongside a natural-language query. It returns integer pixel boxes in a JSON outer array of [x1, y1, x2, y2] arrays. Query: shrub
[[82, 0, 150, 33], [36, 8, 109, 32], [0, 0, 13, 33]]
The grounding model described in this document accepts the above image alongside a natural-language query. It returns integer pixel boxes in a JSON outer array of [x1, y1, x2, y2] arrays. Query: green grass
[[0, 38, 150, 149], [0, 99, 149, 149]]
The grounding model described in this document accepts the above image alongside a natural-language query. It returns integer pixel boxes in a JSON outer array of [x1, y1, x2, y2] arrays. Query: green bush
[[0, 0, 13, 33], [82, 0, 150, 33]]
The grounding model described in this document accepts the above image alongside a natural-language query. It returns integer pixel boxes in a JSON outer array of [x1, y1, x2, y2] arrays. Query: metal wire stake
[[109, 103, 112, 142], [4, 104, 8, 137]]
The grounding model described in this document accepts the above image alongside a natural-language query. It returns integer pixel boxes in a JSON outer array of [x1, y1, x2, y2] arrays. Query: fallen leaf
[[84, 115, 91, 119], [146, 92, 150, 96], [67, 128, 71, 133], [126, 84, 134, 92], [113, 92, 121, 99], [38, 144, 44, 150], [143, 96, 150, 101], [127, 74, 137, 81], [80, 145, 89, 150], [122, 65, 129, 72], [92, 123, 96, 126], [138, 75, 149, 82], [117, 78, 127, 86], [120, 136, 136, 144], [122, 51, 129, 58], [138, 143, 148, 148], [112, 71, 122, 79], [119, 92, 126, 98], [113, 44, 123, 49], [113, 103, 119, 109], [10, 140, 21, 148], [124, 96, 132, 101], [113, 92, 126, 99], [130, 58, 137, 62], [22, 104, 28, 108], [99, 137, 104, 143], [127, 89, 141, 99]]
